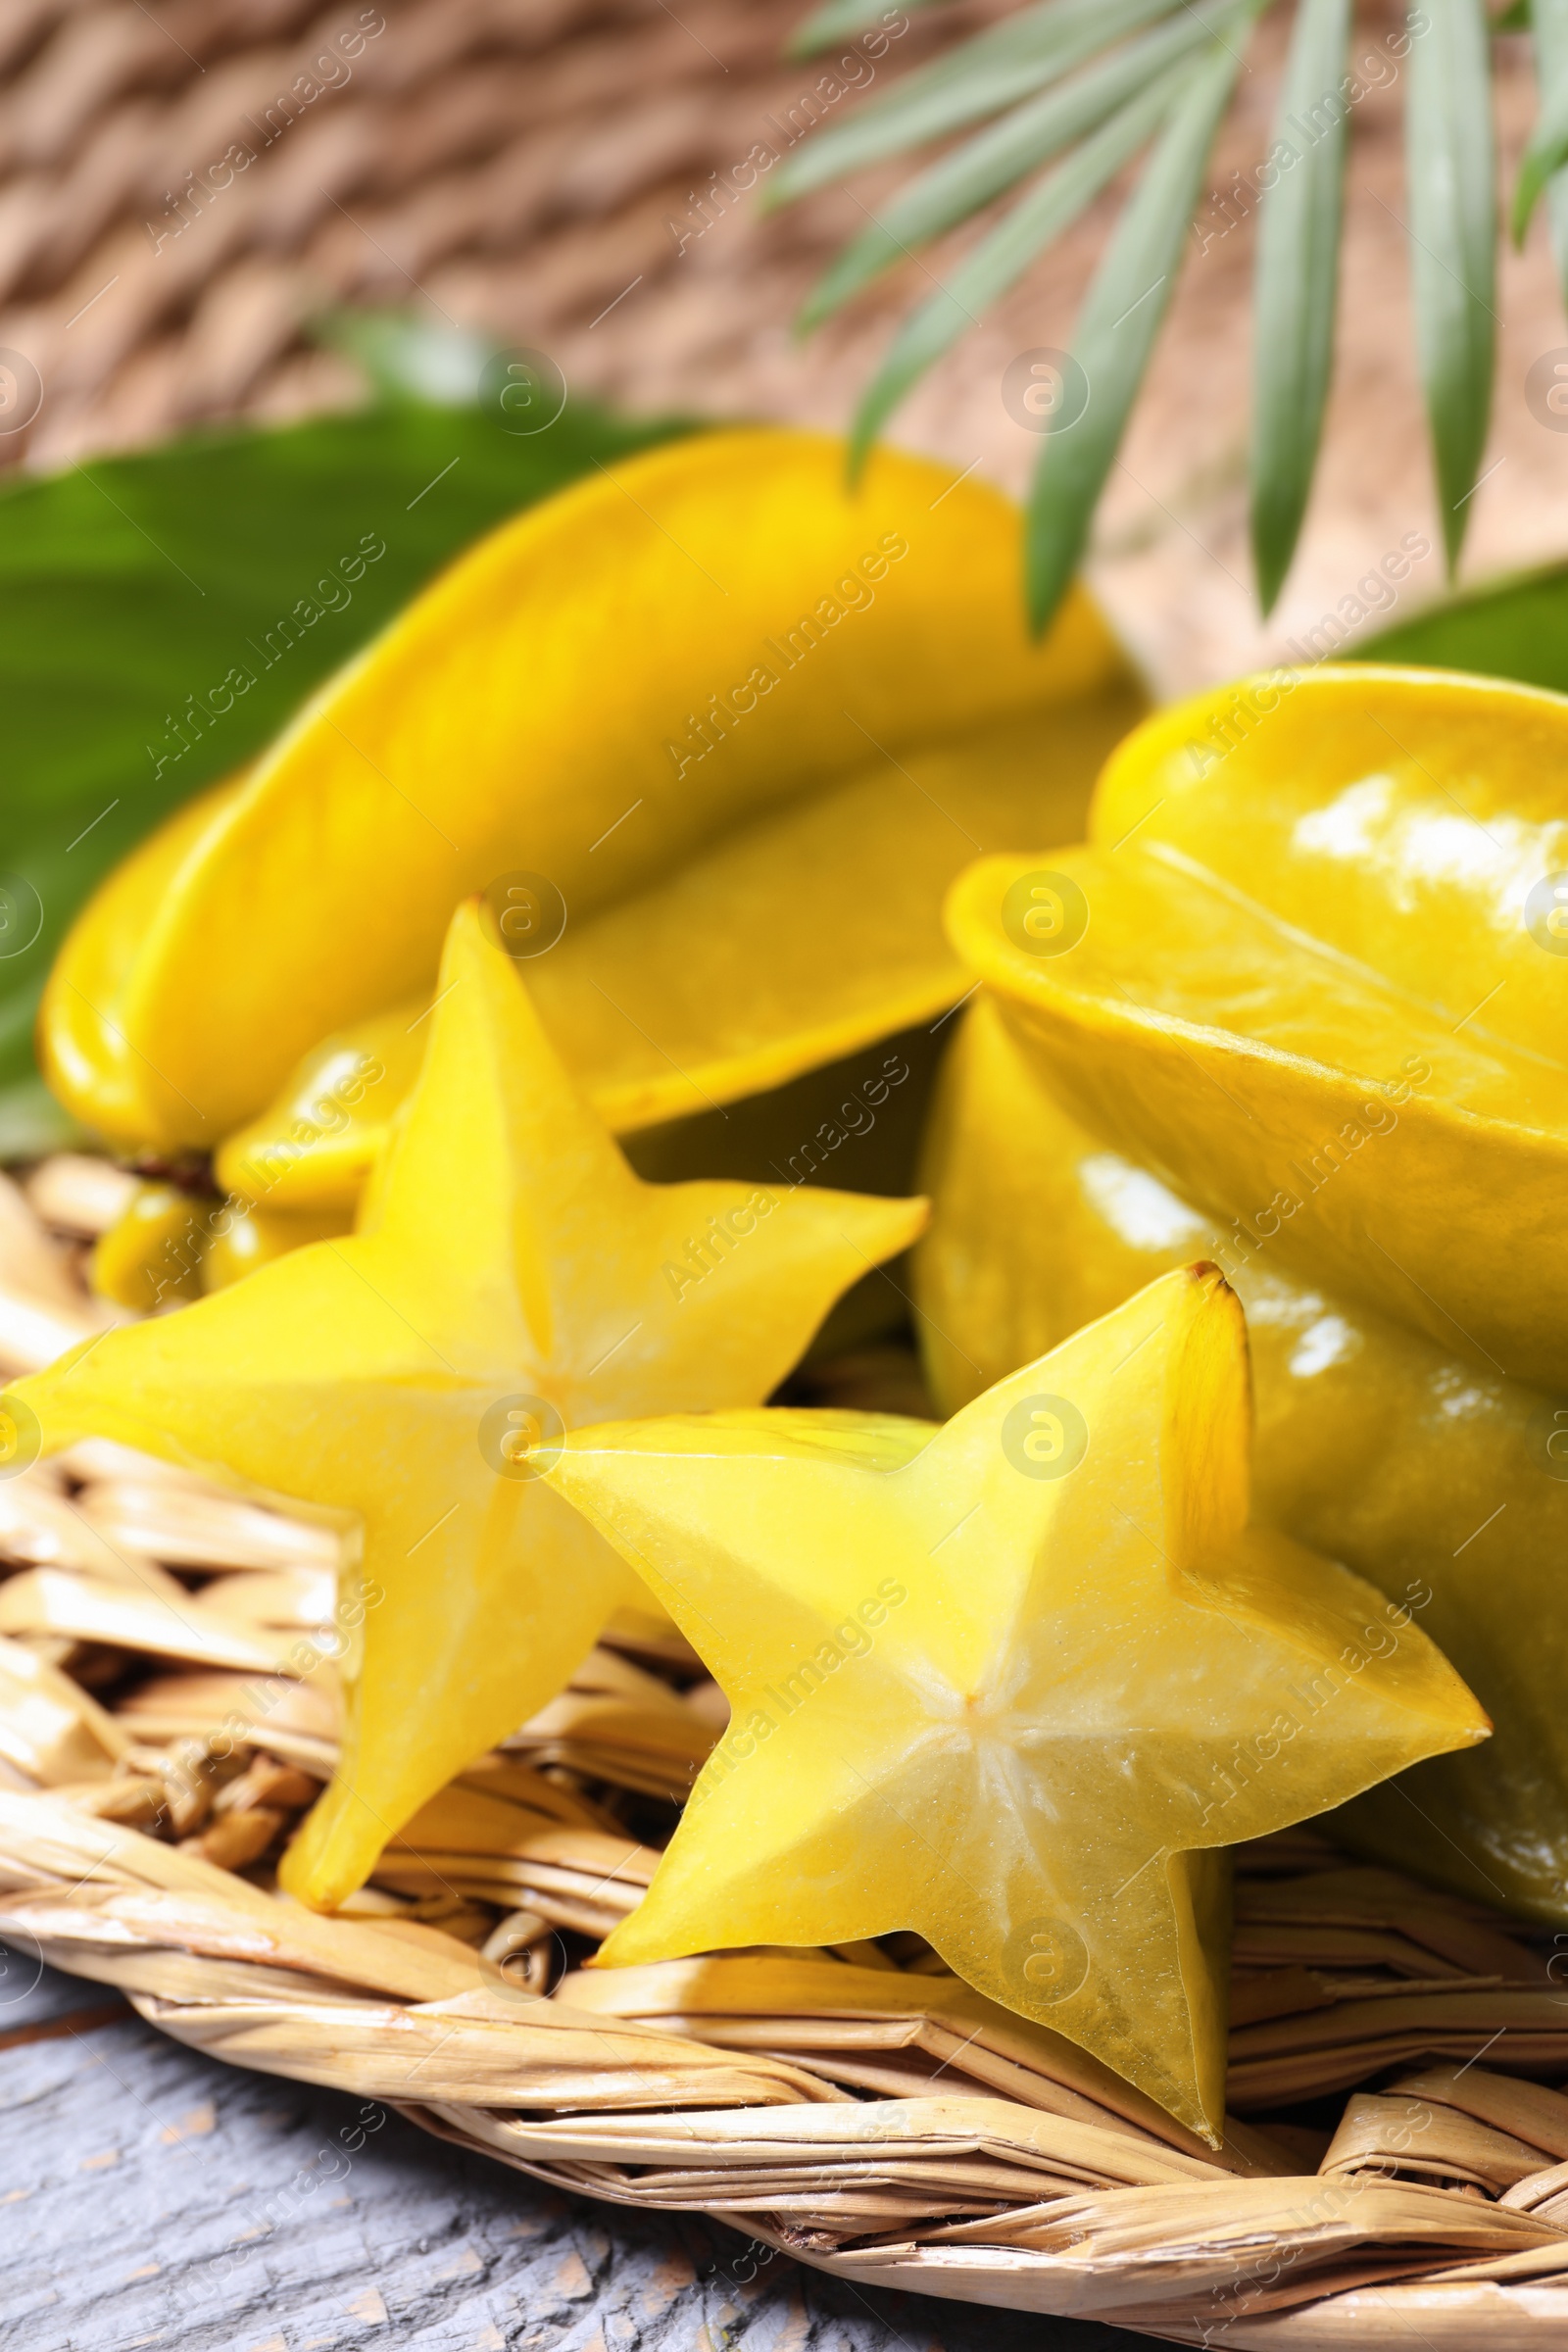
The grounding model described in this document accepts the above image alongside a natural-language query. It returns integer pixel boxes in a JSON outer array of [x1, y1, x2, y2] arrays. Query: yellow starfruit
[[923, 664, 1568, 1917], [11, 903, 927, 1910], [41, 428, 1143, 1284], [89, 1181, 209, 1309], [547, 1265, 1487, 2142]]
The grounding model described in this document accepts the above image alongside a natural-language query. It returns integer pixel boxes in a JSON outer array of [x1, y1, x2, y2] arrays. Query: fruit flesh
[[14, 906, 928, 1911], [548, 1266, 1487, 2141]]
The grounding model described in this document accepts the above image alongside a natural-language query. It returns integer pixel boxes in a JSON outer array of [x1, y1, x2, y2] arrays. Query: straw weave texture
[[3, 1155, 1568, 2341]]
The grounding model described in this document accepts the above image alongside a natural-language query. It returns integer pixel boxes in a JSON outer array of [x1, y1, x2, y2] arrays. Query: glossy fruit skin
[[200, 1199, 355, 1292], [90, 1181, 207, 1309], [14, 905, 927, 1912], [40, 427, 1142, 1162], [947, 668, 1568, 1396], [923, 659, 1568, 1919], [550, 1265, 1485, 2142], [49, 430, 1140, 1310]]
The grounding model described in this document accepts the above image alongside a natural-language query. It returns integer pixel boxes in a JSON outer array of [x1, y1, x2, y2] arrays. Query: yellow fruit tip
[[1184, 1257, 1236, 1306]]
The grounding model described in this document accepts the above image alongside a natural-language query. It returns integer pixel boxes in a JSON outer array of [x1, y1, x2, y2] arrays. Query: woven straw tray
[[5, 1153, 1568, 2346]]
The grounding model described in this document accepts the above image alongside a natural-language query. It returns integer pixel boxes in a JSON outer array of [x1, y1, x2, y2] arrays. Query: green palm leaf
[[1250, 0, 1351, 612], [1551, 172, 1568, 292], [847, 66, 1196, 467], [782, 0, 1539, 614], [789, 0, 947, 58], [765, 0, 1189, 205], [1518, 0, 1568, 251], [1406, 0, 1496, 567], [1026, 38, 1248, 631], [802, 7, 1252, 331]]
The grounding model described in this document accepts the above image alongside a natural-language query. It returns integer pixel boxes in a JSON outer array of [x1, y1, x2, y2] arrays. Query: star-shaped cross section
[[13, 903, 926, 1909], [546, 1264, 1488, 2138]]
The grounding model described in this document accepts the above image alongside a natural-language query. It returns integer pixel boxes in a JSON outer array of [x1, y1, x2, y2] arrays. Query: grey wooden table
[[1, 1943, 1152, 2352]]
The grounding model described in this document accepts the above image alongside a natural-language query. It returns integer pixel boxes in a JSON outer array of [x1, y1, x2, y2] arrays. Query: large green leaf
[[1350, 555, 1568, 689], [0, 397, 692, 1135]]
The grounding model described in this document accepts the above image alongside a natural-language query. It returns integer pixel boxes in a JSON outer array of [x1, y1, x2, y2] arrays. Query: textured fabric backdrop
[[1, 0, 1564, 692]]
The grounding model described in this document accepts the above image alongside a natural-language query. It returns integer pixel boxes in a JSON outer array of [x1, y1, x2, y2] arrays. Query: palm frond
[[1407, 0, 1496, 570], [803, 9, 1253, 331], [765, 0, 1191, 206], [846, 65, 1197, 468], [789, 0, 949, 58], [783, 0, 1555, 615], [1025, 38, 1250, 629], [1517, 0, 1568, 250], [1250, 0, 1351, 612]]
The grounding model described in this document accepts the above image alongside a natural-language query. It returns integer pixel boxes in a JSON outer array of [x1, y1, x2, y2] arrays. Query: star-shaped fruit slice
[[10, 903, 927, 1910], [546, 1264, 1488, 2140]]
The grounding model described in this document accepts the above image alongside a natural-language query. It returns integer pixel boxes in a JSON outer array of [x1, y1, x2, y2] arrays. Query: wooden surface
[[0, 1941, 1152, 2351]]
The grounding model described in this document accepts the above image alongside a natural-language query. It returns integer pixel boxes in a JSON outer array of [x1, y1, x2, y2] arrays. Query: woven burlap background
[[2, 0, 1565, 694]]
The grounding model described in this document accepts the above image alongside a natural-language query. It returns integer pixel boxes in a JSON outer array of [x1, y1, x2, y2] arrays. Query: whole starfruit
[[920, 665, 1568, 1921], [43, 428, 1143, 1301]]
